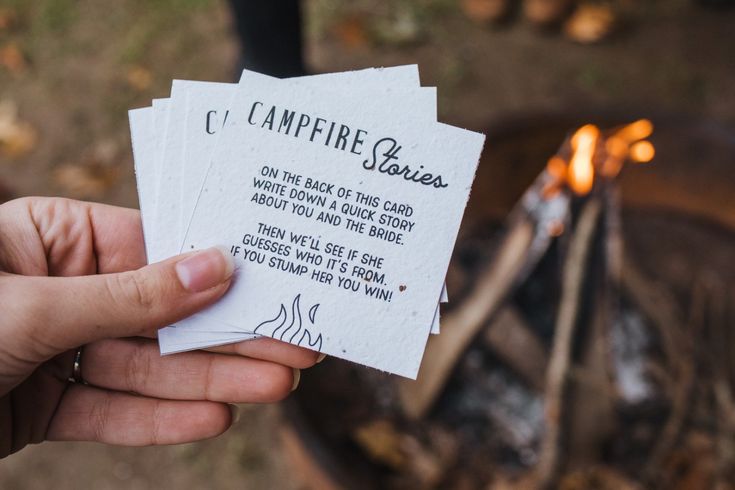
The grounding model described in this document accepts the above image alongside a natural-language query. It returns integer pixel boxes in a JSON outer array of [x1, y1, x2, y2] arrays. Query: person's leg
[[228, 0, 306, 78]]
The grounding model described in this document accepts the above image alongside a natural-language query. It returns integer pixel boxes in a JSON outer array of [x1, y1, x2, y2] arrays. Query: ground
[[0, 0, 732, 488]]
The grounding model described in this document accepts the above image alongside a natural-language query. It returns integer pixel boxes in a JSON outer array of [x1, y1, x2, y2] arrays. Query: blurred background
[[0, 0, 733, 488]]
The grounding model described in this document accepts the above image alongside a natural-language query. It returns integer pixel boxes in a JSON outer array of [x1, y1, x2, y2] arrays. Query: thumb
[[7, 247, 234, 357]]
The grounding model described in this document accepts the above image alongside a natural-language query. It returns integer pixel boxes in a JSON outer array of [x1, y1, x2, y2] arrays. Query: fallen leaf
[[0, 8, 18, 31], [460, 0, 512, 25], [0, 43, 28, 75], [564, 3, 616, 44], [524, 0, 573, 26], [0, 100, 37, 158], [126, 65, 152, 92], [353, 420, 406, 469], [331, 15, 369, 49]]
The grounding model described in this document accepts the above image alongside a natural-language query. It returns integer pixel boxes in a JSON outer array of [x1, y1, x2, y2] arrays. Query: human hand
[[0, 197, 318, 458]]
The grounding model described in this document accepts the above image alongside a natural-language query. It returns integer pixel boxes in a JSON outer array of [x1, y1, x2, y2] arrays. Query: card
[[129, 67, 446, 352], [154, 70, 445, 349], [161, 72, 445, 353], [174, 71, 484, 378], [164, 77, 444, 340]]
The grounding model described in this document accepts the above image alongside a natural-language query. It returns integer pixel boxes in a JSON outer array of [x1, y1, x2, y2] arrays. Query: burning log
[[400, 119, 655, 423], [534, 197, 603, 487], [399, 168, 568, 418]]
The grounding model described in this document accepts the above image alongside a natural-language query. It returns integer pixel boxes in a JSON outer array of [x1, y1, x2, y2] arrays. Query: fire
[[629, 140, 655, 163], [568, 124, 599, 195], [613, 118, 653, 143], [544, 119, 655, 196]]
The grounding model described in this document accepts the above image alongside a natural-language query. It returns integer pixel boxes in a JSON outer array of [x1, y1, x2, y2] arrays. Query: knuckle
[[203, 357, 216, 401], [90, 391, 113, 442], [5, 196, 37, 211], [111, 270, 158, 310], [149, 400, 163, 445], [125, 343, 152, 394]]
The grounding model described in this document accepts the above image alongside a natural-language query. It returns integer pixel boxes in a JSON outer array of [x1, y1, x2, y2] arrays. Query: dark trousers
[[228, 0, 306, 78]]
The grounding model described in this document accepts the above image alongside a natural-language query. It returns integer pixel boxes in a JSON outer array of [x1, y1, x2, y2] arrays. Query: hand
[[0, 197, 318, 458]]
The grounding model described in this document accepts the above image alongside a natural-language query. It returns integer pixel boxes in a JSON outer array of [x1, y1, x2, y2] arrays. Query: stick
[[534, 198, 602, 488], [482, 306, 548, 392], [399, 219, 534, 419]]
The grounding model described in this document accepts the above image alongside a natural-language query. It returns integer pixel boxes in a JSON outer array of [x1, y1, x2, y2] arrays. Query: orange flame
[[600, 135, 628, 177], [568, 124, 599, 195], [630, 140, 655, 163], [543, 120, 655, 198], [613, 119, 653, 143]]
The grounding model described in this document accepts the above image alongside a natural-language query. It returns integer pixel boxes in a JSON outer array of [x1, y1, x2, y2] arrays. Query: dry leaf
[[352, 420, 406, 468], [523, 0, 573, 26], [0, 8, 18, 31], [460, 0, 512, 25], [331, 16, 369, 49], [0, 100, 37, 159], [0, 43, 28, 75], [564, 4, 616, 44], [53, 163, 119, 199], [126, 65, 152, 92]]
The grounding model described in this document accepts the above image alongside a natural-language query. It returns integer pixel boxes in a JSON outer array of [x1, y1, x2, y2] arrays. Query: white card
[[130, 67, 445, 350], [175, 72, 484, 377], [156, 71, 443, 348], [173, 80, 443, 330]]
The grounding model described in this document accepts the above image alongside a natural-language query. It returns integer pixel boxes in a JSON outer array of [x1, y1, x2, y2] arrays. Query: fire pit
[[278, 113, 735, 489]]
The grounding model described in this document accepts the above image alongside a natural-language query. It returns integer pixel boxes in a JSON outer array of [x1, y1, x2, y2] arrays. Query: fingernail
[[291, 368, 301, 391], [228, 404, 240, 426], [316, 353, 327, 364], [176, 247, 235, 292]]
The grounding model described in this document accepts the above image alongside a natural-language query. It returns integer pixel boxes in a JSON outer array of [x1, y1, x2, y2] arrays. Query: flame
[[600, 135, 628, 177], [629, 140, 655, 163], [546, 155, 567, 180], [542, 119, 656, 199], [568, 124, 599, 195], [613, 118, 653, 143], [542, 120, 655, 199]]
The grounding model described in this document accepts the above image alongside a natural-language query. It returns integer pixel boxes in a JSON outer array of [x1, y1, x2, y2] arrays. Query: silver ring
[[69, 346, 86, 384]]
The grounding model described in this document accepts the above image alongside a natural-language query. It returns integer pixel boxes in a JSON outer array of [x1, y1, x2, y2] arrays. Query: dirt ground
[[0, 0, 733, 488]]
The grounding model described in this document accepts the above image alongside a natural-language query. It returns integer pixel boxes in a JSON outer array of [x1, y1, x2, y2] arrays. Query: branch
[[534, 198, 602, 488]]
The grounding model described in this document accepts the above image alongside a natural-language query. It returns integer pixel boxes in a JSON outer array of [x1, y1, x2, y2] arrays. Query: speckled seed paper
[[172, 70, 484, 378], [132, 67, 447, 353]]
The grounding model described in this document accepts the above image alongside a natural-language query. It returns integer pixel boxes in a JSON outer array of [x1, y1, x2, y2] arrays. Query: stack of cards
[[129, 65, 484, 378]]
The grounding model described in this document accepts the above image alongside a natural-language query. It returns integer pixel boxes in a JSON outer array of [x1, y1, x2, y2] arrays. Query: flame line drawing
[[255, 294, 323, 352]]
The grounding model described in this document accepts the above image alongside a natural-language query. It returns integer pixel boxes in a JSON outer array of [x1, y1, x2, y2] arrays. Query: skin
[[0, 197, 318, 458]]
